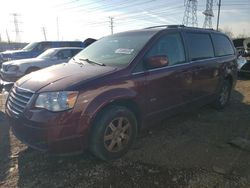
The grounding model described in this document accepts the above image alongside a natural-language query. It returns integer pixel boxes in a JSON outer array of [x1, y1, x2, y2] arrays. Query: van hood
[[16, 62, 117, 92]]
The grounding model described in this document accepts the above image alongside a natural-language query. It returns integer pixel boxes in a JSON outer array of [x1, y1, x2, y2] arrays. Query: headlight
[[35, 91, 78, 112], [7, 65, 19, 71]]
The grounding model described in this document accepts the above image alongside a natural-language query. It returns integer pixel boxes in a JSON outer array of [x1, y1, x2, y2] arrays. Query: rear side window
[[56, 49, 72, 59], [69, 42, 84, 47], [36, 42, 52, 52], [71, 49, 82, 56], [186, 33, 214, 61], [212, 34, 235, 56]]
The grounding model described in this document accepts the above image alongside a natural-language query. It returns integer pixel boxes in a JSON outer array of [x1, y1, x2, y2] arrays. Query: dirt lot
[[0, 79, 250, 188]]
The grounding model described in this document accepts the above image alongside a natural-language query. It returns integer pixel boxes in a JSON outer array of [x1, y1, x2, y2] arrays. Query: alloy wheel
[[104, 117, 131, 152]]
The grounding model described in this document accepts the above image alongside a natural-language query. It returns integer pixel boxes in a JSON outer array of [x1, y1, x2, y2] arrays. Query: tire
[[89, 105, 138, 161], [212, 79, 232, 109]]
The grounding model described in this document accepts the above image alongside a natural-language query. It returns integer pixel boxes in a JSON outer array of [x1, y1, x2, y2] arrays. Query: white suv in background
[[0, 47, 83, 82]]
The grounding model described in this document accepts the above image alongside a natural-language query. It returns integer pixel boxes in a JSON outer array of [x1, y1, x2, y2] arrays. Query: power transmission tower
[[109, 17, 114, 35], [182, 0, 198, 27], [203, 0, 214, 28], [42, 27, 47, 41], [11, 13, 22, 42]]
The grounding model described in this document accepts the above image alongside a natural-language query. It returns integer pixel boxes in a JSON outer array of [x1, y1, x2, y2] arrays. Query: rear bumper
[[6, 107, 91, 154]]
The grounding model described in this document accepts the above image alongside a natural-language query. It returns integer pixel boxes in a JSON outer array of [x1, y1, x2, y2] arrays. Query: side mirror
[[145, 55, 169, 69]]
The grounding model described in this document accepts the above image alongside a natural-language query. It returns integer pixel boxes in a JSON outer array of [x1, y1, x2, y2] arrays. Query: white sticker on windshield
[[115, 48, 134, 54]]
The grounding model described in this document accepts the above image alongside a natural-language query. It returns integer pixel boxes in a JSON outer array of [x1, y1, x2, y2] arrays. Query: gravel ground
[[0, 78, 250, 188]]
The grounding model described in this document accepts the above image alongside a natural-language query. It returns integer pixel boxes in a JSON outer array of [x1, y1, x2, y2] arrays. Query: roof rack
[[144, 25, 214, 31], [144, 25, 185, 29]]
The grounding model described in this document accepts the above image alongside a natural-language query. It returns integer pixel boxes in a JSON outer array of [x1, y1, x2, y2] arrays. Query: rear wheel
[[89, 105, 137, 161], [213, 79, 232, 109]]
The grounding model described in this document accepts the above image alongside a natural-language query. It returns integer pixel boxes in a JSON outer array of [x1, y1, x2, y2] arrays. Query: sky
[[0, 0, 249, 42]]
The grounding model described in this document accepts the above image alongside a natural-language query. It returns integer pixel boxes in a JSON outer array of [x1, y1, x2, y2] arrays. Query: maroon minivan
[[6, 25, 237, 160]]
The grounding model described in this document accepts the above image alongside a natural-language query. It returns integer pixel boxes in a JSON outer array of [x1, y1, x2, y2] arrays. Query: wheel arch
[[84, 88, 142, 133]]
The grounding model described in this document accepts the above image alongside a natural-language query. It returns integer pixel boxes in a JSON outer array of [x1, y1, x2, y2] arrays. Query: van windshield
[[74, 32, 155, 67], [22, 42, 39, 51]]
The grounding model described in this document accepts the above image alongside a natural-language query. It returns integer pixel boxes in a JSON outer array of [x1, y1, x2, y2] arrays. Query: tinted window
[[146, 33, 185, 67], [56, 49, 72, 59], [186, 33, 214, 60], [59, 42, 69, 47], [36, 42, 52, 52], [212, 34, 234, 56], [22, 42, 39, 51], [71, 49, 82, 56], [69, 42, 83, 47]]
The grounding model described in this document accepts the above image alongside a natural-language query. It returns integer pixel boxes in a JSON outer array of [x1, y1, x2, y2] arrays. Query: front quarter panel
[[74, 73, 146, 129]]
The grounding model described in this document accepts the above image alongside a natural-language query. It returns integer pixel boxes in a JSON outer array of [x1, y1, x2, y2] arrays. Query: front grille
[[7, 86, 34, 116]]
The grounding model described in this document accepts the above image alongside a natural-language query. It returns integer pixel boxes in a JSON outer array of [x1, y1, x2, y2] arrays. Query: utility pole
[[203, 0, 214, 28], [42, 27, 47, 41], [57, 17, 59, 40], [216, 0, 221, 31], [109, 17, 114, 35], [183, 0, 198, 27], [6, 29, 10, 43], [11, 13, 22, 42]]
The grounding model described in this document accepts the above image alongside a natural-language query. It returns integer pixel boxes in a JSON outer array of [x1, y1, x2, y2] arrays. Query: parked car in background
[[233, 38, 246, 56], [235, 37, 250, 76], [6, 25, 237, 160], [83, 38, 97, 47], [0, 39, 96, 66], [237, 57, 250, 76], [0, 47, 83, 82]]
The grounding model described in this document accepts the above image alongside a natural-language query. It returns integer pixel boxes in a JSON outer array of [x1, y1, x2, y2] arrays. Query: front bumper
[[0, 70, 23, 82], [6, 106, 90, 154]]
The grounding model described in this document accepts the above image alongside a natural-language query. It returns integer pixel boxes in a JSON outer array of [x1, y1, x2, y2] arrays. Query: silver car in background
[[0, 47, 83, 82]]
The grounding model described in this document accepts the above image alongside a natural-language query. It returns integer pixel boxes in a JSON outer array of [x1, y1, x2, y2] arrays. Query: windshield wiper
[[79, 58, 105, 66], [72, 57, 84, 65]]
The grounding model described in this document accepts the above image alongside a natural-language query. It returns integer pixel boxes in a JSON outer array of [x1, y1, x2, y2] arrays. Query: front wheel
[[212, 80, 232, 109], [89, 105, 137, 161]]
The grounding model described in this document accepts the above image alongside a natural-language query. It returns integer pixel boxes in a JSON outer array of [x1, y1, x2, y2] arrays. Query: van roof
[[115, 25, 223, 37]]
